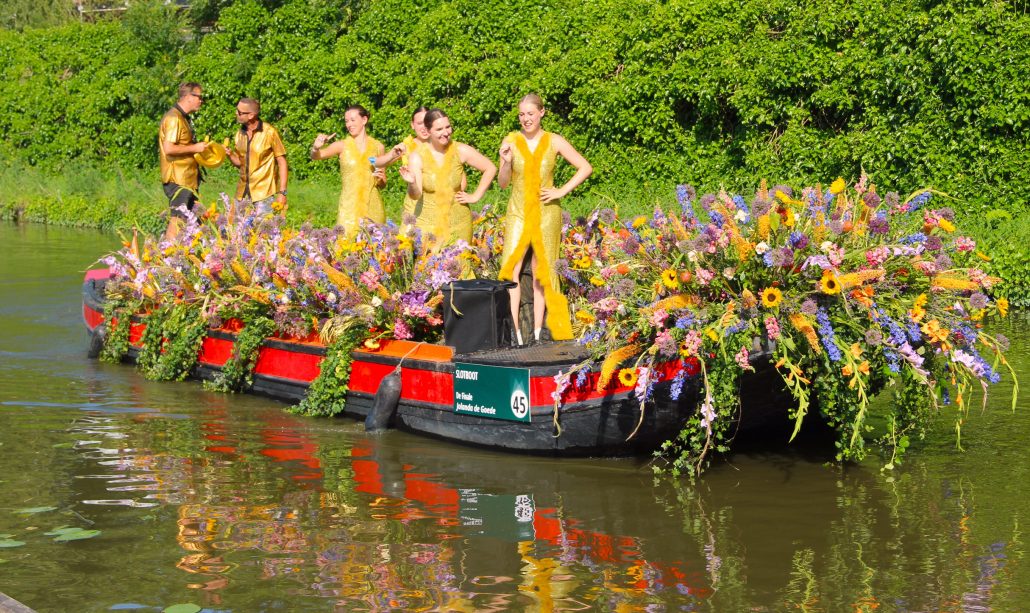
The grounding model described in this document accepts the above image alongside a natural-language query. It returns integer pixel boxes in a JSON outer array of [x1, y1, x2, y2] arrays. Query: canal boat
[[82, 268, 788, 456]]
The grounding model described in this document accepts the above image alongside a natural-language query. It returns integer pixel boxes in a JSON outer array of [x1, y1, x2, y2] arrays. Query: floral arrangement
[[97, 178, 1015, 473], [555, 177, 1015, 474], [99, 197, 497, 414]]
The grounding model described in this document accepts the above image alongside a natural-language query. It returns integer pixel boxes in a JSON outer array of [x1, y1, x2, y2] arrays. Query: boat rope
[[392, 341, 425, 374]]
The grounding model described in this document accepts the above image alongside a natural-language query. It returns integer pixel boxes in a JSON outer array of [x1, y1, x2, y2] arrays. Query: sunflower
[[661, 268, 680, 290], [998, 297, 1009, 317], [617, 367, 638, 387], [829, 177, 846, 195], [820, 270, 841, 295], [632, 216, 648, 229], [760, 286, 783, 308]]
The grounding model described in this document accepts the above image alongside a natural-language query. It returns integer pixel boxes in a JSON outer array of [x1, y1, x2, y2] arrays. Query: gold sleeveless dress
[[399, 135, 427, 224], [412, 142, 471, 246], [336, 136, 385, 235], [497, 131, 572, 340]]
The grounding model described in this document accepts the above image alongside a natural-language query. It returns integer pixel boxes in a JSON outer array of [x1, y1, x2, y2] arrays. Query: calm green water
[[1, 221, 1028, 612]]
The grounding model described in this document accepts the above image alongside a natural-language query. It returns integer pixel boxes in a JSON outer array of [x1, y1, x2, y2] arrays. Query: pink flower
[[954, 236, 975, 252], [735, 346, 754, 371], [650, 308, 669, 328], [764, 316, 781, 341], [360, 269, 380, 289], [393, 318, 412, 340]]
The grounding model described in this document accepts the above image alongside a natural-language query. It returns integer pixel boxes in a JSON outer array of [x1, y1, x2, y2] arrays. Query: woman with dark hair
[[497, 94, 592, 344], [397, 108, 496, 247], [309, 105, 387, 235]]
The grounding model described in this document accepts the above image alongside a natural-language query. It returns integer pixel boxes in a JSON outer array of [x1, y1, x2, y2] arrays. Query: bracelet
[[279, 189, 287, 196]]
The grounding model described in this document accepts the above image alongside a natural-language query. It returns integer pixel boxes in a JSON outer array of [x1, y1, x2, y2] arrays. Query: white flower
[[820, 241, 835, 253], [755, 241, 770, 255], [327, 293, 337, 303], [687, 250, 698, 263], [372, 296, 383, 307], [734, 210, 747, 222]]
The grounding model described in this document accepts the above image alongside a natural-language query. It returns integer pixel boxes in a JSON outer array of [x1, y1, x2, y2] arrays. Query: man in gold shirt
[[226, 97, 288, 215], [159, 82, 208, 240]]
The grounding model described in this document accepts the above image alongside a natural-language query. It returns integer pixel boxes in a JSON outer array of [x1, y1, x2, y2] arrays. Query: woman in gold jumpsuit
[[397, 109, 496, 247], [497, 94, 592, 344], [309, 105, 386, 235]]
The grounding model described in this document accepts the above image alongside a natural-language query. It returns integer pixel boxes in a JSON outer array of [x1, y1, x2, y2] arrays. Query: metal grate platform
[[456, 341, 591, 366]]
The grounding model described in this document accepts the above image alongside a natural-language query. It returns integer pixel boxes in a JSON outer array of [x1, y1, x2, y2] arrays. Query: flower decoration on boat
[[96, 175, 1016, 475], [559, 177, 1015, 475]]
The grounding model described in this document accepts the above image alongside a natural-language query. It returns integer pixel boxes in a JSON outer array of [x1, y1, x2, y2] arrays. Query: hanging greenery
[[206, 310, 275, 393]]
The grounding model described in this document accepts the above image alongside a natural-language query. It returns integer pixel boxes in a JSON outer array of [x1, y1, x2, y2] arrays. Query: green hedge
[[1, 0, 1028, 300]]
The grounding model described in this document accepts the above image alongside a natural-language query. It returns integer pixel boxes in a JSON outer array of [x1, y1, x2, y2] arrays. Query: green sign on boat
[[453, 362, 532, 423]]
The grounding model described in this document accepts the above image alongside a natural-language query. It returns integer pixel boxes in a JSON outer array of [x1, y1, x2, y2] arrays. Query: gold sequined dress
[[336, 136, 385, 234], [412, 142, 471, 246], [498, 131, 572, 340]]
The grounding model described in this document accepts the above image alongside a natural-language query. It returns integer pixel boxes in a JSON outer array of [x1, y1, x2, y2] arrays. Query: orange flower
[[858, 361, 871, 376], [616, 263, 631, 275]]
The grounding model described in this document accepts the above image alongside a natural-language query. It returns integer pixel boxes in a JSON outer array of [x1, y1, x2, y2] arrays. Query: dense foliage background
[[1, 0, 1028, 299]]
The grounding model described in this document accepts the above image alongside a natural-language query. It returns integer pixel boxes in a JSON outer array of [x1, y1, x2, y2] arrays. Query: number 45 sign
[[453, 362, 532, 423]]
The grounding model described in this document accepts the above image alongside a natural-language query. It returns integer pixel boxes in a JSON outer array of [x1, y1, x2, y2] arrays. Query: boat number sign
[[453, 362, 532, 422]]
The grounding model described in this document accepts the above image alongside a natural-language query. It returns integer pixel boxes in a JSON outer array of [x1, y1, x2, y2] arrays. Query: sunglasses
[[236, 109, 255, 116], [189, 92, 204, 101]]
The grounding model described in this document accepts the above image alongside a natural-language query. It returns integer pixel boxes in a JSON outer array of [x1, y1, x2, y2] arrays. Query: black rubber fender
[[87, 323, 107, 359], [365, 370, 402, 432]]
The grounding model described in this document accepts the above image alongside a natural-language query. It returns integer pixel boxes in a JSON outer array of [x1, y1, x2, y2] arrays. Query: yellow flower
[[661, 268, 680, 290], [632, 216, 648, 229], [617, 368, 638, 388], [706, 329, 719, 342], [997, 297, 1009, 317], [573, 255, 593, 269], [920, 319, 950, 347], [363, 338, 381, 350], [589, 276, 605, 287], [829, 177, 846, 195], [760, 287, 783, 308], [975, 250, 992, 262], [850, 343, 863, 359], [575, 310, 596, 325], [938, 218, 956, 233], [774, 190, 791, 204], [819, 270, 841, 295]]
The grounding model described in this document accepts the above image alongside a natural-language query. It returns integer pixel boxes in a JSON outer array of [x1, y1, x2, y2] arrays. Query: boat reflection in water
[[133, 405, 712, 610]]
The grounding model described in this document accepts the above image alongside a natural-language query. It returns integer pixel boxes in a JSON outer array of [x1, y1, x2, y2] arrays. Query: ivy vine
[[99, 296, 139, 364], [206, 311, 275, 393], [292, 323, 369, 418]]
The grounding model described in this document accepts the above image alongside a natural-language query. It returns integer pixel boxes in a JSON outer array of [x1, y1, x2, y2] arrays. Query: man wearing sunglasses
[[225, 97, 288, 216], [158, 82, 208, 240]]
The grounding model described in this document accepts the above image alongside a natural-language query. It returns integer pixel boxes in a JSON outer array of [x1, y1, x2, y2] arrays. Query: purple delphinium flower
[[816, 307, 842, 362]]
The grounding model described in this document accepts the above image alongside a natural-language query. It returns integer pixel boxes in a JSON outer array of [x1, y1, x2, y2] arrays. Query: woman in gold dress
[[397, 109, 496, 247], [309, 105, 387, 235], [497, 94, 592, 344]]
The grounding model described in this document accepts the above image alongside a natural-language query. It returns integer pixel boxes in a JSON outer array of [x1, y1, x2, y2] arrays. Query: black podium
[[442, 279, 517, 354]]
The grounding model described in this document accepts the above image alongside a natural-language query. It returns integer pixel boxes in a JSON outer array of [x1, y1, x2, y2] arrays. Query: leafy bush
[[0, 0, 1027, 299]]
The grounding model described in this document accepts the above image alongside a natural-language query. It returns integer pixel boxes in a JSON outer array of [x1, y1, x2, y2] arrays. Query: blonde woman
[[397, 109, 496, 247], [498, 94, 592, 344], [310, 105, 386, 234]]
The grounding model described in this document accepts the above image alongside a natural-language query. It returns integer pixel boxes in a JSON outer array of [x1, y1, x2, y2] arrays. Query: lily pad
[[15, 506, 57, 514], [163, 604, 202, 613], [0, 539, 26, 548], [44, 526, 77, 536], [52, 528, 101, 542]]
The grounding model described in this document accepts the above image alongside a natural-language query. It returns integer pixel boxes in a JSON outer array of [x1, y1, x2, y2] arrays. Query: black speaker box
[[442, 279, 517, 354]]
